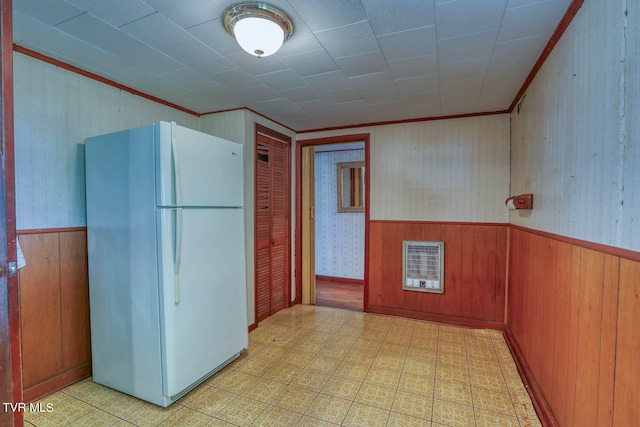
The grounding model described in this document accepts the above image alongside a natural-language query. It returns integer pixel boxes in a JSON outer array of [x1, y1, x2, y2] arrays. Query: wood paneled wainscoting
[[17, 228, 91, 402], [507, 226, 640, 427], [368, 221, 507, 327]]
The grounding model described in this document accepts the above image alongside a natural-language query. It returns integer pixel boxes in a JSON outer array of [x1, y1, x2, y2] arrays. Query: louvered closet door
[[255, 133, 290, 322]]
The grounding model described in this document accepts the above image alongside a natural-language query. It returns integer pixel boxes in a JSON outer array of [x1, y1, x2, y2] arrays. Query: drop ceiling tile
[[275, 26, 324, 57], [158, 67, 217, 91], [323, 88, 362, 103], [234, 84, 281, 104], [498, 0, 571, 42], [66, 0, 154, 27], [388, 55, 438, 80], [287, 117, 325, 131], [13, 0, 83, 25], [173, 44, 235, 75], [506, 0, 550, 8], [491, 33, 549, 65], [13, 11, 130, 74], [361, 0, 436, 35], [304, 70, 353, 92], [210, 68, 261, 90], [477, 78, 522, 110], [335, 50, 389, 77], [435, 0, 507, 39], [349, 71, 397, 93], [395, 75, 438, 93], [315, 21, 379, 59], [279, 85, 323, 102], [287, 0, 368, 31], [400, 90, 440, 106], [140, 0, 227, 28], [361, 88, 401, 105], [440, 78, 484, 94], [268, 108, 311, 122], [256, 69, 307, 91], [485, 61, 532, 82], [249, 98, 299, 113], [406, 101, 442, 118], [297, 98, 334, 114], [280, 49, 338, 77], [226, 52, 288, 76], [120, 12, 204, 57], [187, 18, 244, 57], [55, 13, 185, 74], [438, 57, 490, 82], [437, 29, 499, 64], [377, 26, 437, 61]]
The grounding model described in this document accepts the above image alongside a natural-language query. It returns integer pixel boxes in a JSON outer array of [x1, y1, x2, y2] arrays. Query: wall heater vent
[[402, 241, 444, 293]]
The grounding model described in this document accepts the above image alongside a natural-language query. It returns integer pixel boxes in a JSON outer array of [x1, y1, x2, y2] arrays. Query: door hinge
[[8, 261, 17, 278]]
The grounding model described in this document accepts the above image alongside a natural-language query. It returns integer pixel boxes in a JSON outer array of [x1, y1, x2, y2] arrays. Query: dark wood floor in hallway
[[315, 277, 363, 311]]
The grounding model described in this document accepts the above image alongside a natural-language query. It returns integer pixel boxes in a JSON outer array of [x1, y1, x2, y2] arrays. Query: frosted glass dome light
[[224, 3, 293, 58], [234, 17, 284, 57]]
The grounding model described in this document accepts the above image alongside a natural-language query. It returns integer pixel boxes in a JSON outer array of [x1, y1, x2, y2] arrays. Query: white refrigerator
[[85, 121, 248, 407]]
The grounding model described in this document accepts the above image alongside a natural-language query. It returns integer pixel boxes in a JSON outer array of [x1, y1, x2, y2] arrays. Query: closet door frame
[[253, 124, 292, 324]]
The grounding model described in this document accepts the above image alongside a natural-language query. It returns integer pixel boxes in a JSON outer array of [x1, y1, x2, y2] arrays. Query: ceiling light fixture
[[223, 2, 293, 58]]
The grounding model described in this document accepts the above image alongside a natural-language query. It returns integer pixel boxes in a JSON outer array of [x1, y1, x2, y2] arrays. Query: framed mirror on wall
[[337, 161, 365, 213]]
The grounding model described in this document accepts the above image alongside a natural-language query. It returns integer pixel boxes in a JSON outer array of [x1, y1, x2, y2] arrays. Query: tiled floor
[[25, 305, 541, 426]]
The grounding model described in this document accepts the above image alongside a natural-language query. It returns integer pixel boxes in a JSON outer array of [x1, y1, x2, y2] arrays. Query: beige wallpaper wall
[[301, 114, 511, 223], [510, 0, 639, 252]]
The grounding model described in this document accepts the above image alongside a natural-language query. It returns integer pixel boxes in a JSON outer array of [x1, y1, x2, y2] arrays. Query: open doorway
[[295, 134, 370, 312]]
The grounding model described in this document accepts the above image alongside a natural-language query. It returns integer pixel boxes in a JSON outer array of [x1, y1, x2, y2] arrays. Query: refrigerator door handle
[[171, 127, 183, 207], [174, 208, 183, 303]]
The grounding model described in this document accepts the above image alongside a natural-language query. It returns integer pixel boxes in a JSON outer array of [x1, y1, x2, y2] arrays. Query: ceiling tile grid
[[12, 0, 572, 130]]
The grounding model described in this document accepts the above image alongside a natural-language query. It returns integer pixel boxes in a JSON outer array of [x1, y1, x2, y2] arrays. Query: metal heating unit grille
[[402, 241, 444, 293]]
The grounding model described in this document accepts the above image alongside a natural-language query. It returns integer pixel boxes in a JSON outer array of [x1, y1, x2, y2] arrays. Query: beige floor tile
[[334, 360, 371, 382], [122, 401, 180, 427], [290, 369, 331, 392], [304, 393, 352, 424], [242, 378, 287, 404], [185, 387, 236, 416], [436, 351, 469, 369], [469, 371, 509, 393], [387, 411, 432, 427], [63, 408, 128, 427], [214, 371, 259, 394], [261, 362, 301, 384], [62, 379, 122, 407], [305, 355, 342, 374], [295, 415, 339, 426], [391, 390, 433, 420], [159, 407, 213, 426], [24, 306, 540, 427], [250, 405, 302, 427], [234, 356, 274, 376], [354, 383, 396, 410], [436, 364, 470, 385], [372, 354, 406, 371], [474, 409, 520, 427], [216, 396, 267, 427], [364, 367, 402, 388], [280, 351, 311, 368], [434, 380, 473, 405], [512, 393, 541, 424], [472, 389, 516, 417], [402, 357, 436, 377], [397, 373, 435, 396], [342, 402, 390, 427], [272, 386, 318, 413], [344, 349, 377, 365], [431, 399, 475, 427], [321, 376, 363, 400]]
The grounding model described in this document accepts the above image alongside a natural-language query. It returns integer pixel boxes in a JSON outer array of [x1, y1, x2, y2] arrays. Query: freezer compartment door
[[158, 208, 248, 398], [156, 122, 245, 208]]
